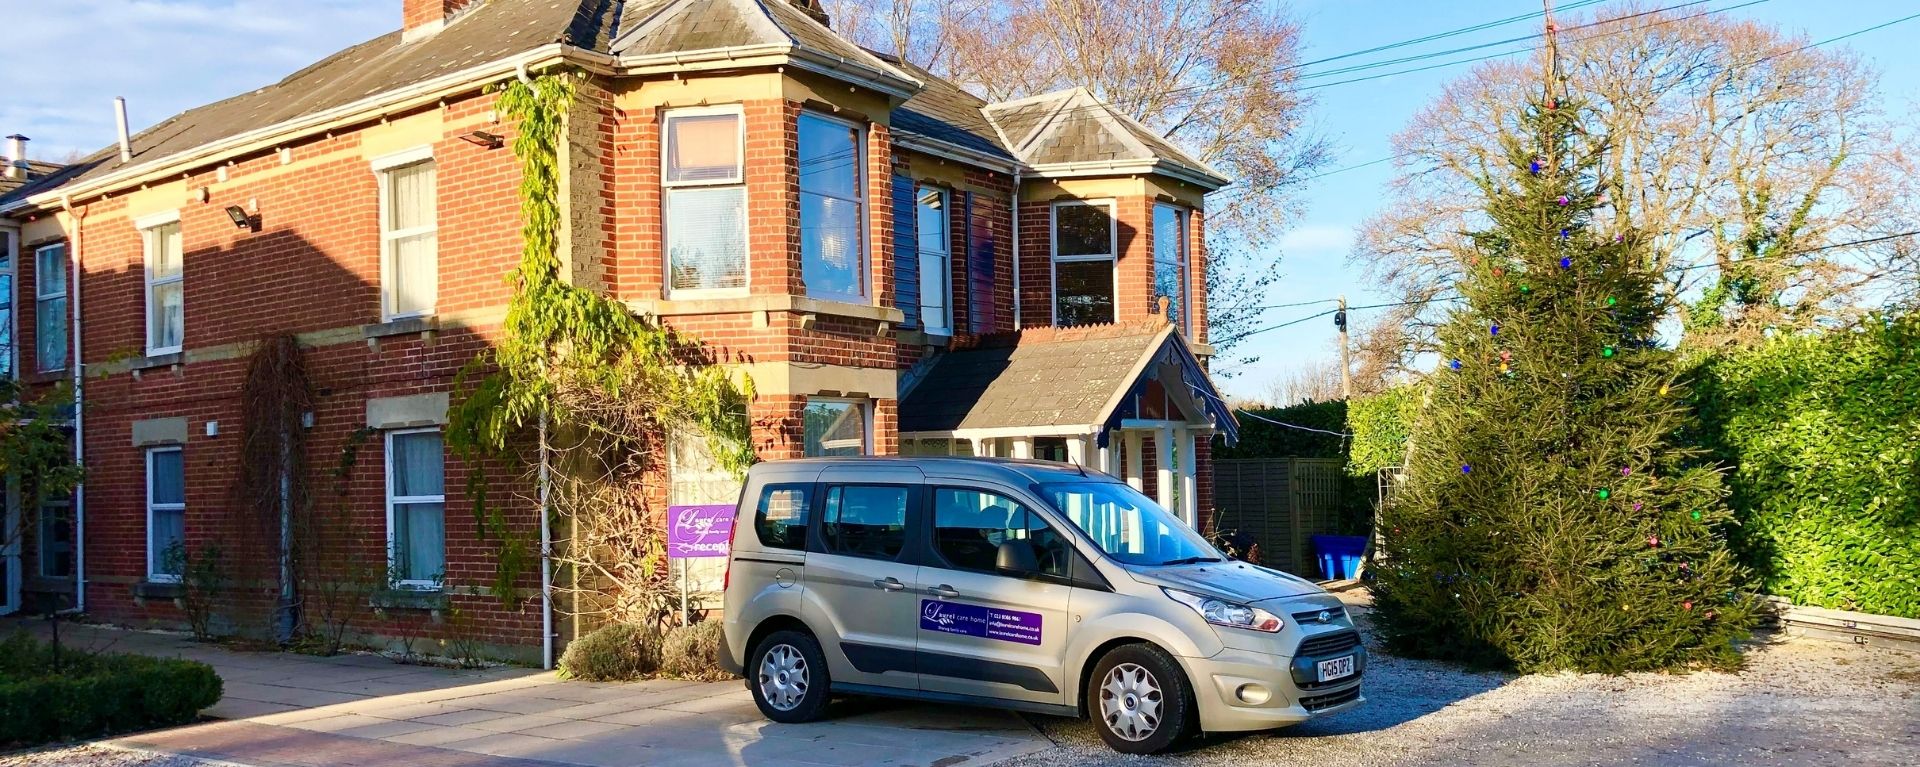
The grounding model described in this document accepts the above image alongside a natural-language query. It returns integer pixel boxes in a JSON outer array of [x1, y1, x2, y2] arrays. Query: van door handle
[[874, 577, 906, 592], [928, 585, 960, 598]]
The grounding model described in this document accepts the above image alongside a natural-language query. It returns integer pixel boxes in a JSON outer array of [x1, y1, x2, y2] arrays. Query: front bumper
[[1183, 636, 1367, 732]]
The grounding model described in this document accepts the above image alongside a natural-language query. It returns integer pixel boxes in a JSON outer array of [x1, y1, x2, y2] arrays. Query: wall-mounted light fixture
[[225, 205, 259, 232], [459, 130, 504, 149]]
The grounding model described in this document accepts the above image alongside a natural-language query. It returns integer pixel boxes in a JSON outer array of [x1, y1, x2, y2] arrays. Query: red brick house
[[0, 0, 1236, 664]]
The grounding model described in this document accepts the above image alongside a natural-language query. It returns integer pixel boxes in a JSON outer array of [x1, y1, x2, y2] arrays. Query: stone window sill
[[130, 352, 185, 372], [371, 588, 449, 611], [131, 580, 185, 600], [363, 316, 440, 340]]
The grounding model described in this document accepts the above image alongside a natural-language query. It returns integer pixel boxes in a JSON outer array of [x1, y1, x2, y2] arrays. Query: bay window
[[1052, 201, 1116, 326], [1153, 204, 1189, 332], [916, 184, 951, 334], [664, 107, 747, 295], [803, 398, 870, 457], [798, 113, 866, 301]]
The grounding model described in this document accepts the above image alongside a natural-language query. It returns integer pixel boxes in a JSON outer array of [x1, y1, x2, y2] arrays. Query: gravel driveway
[[8, 626, 1917, 767], [1005, 628, 1920, 767]]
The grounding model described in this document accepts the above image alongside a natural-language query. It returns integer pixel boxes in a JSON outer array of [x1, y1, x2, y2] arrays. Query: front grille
[[1300, 685, 1361, 712], [1297, 629, 1361, 657]]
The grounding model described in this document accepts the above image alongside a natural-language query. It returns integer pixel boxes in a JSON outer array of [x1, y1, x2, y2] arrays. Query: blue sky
[[3, 1, 1916, 399]]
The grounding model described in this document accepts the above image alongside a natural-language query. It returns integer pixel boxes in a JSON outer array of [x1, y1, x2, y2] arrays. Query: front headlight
[[1164, 588, 1284, 633]]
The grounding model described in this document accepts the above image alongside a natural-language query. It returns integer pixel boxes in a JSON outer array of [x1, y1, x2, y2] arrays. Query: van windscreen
[[1039, 482, 1221, 566]]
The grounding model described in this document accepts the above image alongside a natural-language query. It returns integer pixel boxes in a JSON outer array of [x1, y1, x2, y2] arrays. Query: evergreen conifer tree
[[1372, 87, 1756, 673]]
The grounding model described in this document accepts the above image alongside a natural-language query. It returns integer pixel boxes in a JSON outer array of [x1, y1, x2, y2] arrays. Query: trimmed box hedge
[[0, 632, 223, 746]]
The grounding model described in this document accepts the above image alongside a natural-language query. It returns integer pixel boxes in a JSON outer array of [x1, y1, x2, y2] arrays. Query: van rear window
[[755, 484, 811, 550]]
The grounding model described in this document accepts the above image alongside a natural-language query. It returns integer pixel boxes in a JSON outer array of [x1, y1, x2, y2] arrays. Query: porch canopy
[[899, 322, 1238, 526]]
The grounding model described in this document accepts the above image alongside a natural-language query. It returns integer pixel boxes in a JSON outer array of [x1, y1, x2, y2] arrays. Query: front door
[[802, 467, 924, 690], [916, 485, 1075, 706]]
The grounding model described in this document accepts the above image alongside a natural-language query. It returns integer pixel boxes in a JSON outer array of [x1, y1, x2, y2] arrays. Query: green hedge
[[0, 632, 223, 746], [1347, 386, 1420, 476], [1691, 316, 1920, 619], [1216, 399, 1349, 461]]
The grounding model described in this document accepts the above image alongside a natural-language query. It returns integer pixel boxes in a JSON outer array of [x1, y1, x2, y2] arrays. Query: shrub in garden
[[0, 632, 222, 746], [1691, 316, 1920, 619], [558, 623, 659, 681], [659, 621, 728, 681]]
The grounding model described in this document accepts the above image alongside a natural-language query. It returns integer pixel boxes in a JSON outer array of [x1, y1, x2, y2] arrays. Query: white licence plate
[[1316, 655, 1355, 682]]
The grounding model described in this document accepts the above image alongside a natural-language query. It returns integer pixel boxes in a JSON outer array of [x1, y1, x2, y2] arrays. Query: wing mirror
[[996, 540, 1040, 574]]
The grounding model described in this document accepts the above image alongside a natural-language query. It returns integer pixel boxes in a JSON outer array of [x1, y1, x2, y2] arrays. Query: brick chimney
[[403, 0, 479, 42], [788, 0, 830, 26]]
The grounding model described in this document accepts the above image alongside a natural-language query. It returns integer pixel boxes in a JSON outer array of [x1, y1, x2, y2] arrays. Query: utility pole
[[1335, 295, 1352, 399]]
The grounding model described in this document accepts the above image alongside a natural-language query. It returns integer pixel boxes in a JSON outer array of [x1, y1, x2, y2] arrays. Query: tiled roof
[[983, 88, 1227, 186], [0, 161, 68, 198], [899, 322, 1174, 433], [882, 55, 1015, 162]]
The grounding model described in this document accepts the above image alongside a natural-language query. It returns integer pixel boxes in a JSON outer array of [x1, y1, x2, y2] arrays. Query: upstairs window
[[1153, 204, 1189, 333], [34, 243, 67, 371], [375, 151, 437, 320], [915, 184, 951, 334], [141, 217, 184, 355], [1052, 201, 1116, 326], [664, 107, 747, 295], [147, 447, 186, 582], [798, 113, 866, 302]]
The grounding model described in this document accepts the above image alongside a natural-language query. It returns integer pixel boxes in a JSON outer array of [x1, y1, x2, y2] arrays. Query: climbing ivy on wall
[[447, 71, 754, 612]]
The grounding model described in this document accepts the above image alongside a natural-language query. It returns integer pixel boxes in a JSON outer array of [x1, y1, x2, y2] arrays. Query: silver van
[[718, 457, 1364, 754]]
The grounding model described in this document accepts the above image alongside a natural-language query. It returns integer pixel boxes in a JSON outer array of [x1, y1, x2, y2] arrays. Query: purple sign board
[[667, 504, 735, 559], [920, 599, 1043, 645]]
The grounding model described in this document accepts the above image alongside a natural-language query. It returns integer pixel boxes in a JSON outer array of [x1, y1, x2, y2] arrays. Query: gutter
[[1028, 159, 1231, 191], [892, 132, 1018, 175]]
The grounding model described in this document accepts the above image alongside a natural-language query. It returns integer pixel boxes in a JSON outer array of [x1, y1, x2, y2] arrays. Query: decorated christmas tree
[[1371, 86, 1755, 673]]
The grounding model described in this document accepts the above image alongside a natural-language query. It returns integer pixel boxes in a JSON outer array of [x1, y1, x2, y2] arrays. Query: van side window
[[755, 483, 812, 550], [932, 488, 1071, 579], [821, 485, 910, 560]]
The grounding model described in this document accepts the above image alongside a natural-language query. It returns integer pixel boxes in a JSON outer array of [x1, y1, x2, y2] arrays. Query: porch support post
[[1096, 431, 1115, 477], [1124, 431, 1145, 490], [1156, 425, 1175, 516], [1011, 436, 1034, 459], [1179, 427, 1199, 528], [1066, 435, 1088, 466], [970, 438, 994, 457]]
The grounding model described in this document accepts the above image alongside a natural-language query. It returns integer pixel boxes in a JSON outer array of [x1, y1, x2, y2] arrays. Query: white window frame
[[662, 104, 750, 299], [384, 427, 445, 590], [0, 229, 16, 379], [146, 446, 185, 583], [34, 243, 67, 372], [1050, 199, 1118, 327], [797, 111, 870, 304], [138, 210, 184, 356], [915, 184, 953, 335], [373, 146, 437, 322], [1152, 203, 1190, 334], [804, 396, 873, 457]]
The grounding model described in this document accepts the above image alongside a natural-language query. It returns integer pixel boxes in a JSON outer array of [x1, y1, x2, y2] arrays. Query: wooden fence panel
[[1213, 457, 1351, 578]]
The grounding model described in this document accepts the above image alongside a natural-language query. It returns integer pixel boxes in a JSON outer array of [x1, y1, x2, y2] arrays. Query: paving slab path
[[5, 621, 1047, 767]]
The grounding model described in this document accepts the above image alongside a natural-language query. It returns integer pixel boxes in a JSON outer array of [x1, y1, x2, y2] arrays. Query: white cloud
[[0, 1, 391, 161]]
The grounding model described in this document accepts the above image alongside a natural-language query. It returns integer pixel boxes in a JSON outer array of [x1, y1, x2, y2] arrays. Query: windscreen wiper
[[1157, 556, 1222, 566]]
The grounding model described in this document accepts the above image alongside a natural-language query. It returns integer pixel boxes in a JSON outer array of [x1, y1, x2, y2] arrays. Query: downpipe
[[61, 196, 86, 616]]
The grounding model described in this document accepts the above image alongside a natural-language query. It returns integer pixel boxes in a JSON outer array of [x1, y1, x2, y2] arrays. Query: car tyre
[[1088, 643, 1195, 754], [749, 630, 832, 723]]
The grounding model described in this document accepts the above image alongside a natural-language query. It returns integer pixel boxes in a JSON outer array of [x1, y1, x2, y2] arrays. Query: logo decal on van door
[[921, 599, 1042, 645]]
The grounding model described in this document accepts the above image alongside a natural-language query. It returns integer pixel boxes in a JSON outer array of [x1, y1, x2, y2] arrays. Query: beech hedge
[[0, 632, 223, 746]]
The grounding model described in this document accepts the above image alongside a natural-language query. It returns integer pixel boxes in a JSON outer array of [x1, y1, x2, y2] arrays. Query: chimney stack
[[115, 97, 133, 163], [403, 0, 479, 43], [788, 0, 830, 26], [4, 134, 25, 181]]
